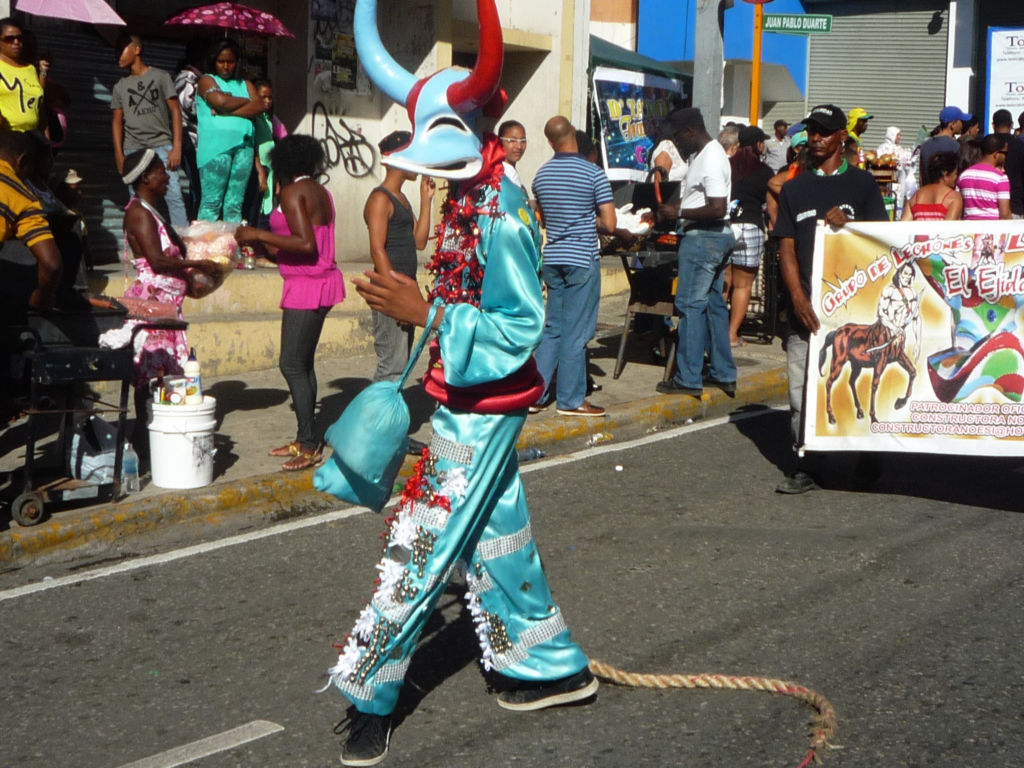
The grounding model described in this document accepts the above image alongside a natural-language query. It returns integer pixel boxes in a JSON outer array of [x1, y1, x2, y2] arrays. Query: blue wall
[[637, 0, 808, 95]]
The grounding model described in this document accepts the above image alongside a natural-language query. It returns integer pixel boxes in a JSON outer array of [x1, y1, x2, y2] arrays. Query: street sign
[[763, 13, 832, 35]]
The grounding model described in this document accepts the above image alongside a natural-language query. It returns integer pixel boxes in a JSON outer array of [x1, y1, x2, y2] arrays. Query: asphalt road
[[2, 409, 1023, 768]]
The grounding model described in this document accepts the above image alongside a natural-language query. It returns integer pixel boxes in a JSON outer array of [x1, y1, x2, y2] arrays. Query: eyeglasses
[[1, 34, 23, 43], [501, 137, 527, 145]]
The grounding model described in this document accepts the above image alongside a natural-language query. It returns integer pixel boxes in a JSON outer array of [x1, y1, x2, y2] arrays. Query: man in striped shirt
[[531, 116, 617, 417], [0, 128, 60, 418], [958, 133, 1011, 220]]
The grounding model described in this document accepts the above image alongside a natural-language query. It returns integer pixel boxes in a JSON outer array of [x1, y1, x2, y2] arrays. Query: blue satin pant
[[329, 405, 589, 716]]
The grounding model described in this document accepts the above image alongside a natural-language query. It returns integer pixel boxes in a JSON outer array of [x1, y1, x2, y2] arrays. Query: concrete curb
[[0, 366, 789, 568]]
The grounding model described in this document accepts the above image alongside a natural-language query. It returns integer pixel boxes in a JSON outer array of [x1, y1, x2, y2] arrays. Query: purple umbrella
[[165, 2, 294, 38], [15, 0, 126, 26]]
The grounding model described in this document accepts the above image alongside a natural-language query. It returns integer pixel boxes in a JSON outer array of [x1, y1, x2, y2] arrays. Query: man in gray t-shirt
[[111, 33, 187, 226]]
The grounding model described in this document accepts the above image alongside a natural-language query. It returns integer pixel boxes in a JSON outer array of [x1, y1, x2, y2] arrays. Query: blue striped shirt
[[532, 153, 613, 267]]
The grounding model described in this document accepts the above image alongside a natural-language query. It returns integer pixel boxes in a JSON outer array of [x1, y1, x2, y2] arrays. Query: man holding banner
[[772, 104, 888, 494]]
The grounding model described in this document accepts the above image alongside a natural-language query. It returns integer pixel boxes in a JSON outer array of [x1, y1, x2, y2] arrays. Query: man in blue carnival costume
[[323, 1, 596, 764]]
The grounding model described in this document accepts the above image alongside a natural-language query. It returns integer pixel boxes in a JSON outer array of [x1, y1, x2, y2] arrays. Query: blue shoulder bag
[[313, 302, 439, 511]]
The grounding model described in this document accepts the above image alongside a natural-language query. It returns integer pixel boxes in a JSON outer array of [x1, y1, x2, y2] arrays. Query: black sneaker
[[656, 379, 703, 397], [775, 470, 819, 495], [702, 378, 736, 397], [496, 668, 599, 712], [337, 710, 391, 766]]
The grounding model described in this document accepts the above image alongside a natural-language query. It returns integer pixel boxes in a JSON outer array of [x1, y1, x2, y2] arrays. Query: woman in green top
[[196, 39, 262, 221]]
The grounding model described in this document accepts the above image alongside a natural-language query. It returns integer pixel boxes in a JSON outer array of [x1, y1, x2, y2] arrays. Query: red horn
[[447, 0, 503, 113]]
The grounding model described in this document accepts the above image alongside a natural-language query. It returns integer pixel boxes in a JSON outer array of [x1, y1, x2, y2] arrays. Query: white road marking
[[113, 720, 283, 768], [518, 409, 777, 474], [0, 408, 778, 603], [0, 506, 369, 603]]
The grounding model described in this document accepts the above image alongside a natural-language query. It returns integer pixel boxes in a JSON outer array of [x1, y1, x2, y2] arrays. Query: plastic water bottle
[[123, 443, 140, 494], [516, 447, 546, 463], [184, 348, 203, 405]]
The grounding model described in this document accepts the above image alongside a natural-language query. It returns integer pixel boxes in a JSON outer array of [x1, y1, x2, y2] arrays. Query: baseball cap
[[802, 104, 847, 133], [785, 121, 805, 137], [739, 125, 769, 147], [378, 130, 412, 155], [791, 130, 808, 149], [848, 107, 873, 123], [774, 119, 789, 129], [939, 105, 971, 124]]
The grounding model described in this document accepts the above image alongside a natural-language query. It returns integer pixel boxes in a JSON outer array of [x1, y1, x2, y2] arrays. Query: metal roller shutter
[[806, 6, 949, 148], [33, 21, 188, 265]]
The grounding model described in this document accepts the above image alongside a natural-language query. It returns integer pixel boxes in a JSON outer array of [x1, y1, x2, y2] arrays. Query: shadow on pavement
[[206, 380, 289, 417], [390, 586, 481, 729], [730, 406, 1024, 513]]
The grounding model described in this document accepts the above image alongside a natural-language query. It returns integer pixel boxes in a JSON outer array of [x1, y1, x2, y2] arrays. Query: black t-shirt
[[730, 165, 773, 227], [773, 165, 887, 330], [918, 135, 960, 183], [1003, 135, 1024, 215]]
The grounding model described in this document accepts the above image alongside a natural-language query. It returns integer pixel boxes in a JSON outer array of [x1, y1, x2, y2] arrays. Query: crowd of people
[[5, 18, 1024, 481], [638, 99, 1024, 493]]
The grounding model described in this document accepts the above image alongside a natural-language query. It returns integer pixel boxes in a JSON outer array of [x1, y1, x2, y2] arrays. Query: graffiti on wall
[[310, 101, 375, 177]]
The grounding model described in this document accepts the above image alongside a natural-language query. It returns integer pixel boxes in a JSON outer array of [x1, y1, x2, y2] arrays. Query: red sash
[[422, 341, 545, 414]]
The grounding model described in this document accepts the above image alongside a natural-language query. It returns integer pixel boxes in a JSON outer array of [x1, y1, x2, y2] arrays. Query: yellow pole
[[749, 3, 764, 125]]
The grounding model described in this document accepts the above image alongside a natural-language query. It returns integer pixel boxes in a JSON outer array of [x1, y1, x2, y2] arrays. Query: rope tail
[[588, 659, 838, 766]]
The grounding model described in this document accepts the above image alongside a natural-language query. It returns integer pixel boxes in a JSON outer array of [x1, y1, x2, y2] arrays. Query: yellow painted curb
[[1, 366, 788, 568]]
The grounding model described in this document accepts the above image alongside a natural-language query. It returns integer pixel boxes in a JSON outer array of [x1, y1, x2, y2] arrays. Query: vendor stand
[[589, 38, 779, 375]]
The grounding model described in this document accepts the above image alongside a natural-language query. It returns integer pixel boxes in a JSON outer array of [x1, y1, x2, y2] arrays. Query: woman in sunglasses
[[0, 18, 44, 133], [498, 119, 527, 189]]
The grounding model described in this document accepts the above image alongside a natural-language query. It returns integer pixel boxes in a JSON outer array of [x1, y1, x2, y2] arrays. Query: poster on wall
[[986, 27, 1024, 124], [311, 0, 362, 91], [241, 35, 267, 81], [591, 66, 687, 182], [804, 221, 1024, 457], [332, 33, 357, 90]]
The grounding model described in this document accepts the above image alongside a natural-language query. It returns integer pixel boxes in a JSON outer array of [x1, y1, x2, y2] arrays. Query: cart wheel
[[11, 492, 45, 527]]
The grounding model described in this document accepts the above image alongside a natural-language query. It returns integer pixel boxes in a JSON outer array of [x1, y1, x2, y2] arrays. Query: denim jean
[[180, 134, 201, 223], [280, 306, 330, 449], [673, 229, 737, 389], [785, 330, 810, 451], [153, 145, 189, 228], [372, 309, 414, 382], [534, 261, 601, 410]]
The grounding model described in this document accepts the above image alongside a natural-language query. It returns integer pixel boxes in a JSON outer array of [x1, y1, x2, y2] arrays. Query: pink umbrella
[[15, 0, 126, 25], [165, 2, 294, 38]]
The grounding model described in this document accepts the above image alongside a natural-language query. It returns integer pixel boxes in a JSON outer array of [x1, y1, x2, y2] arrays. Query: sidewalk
[[0, 295, 789, 567]]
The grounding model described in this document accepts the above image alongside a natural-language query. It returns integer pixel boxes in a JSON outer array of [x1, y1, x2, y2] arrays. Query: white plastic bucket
[[148, 396, 218, 489]]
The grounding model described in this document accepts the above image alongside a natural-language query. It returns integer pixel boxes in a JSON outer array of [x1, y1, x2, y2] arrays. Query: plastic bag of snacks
[[179, 220, 241, 298]]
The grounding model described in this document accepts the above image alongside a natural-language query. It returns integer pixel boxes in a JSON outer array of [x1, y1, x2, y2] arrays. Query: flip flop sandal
[[281, 449, 323, 471]]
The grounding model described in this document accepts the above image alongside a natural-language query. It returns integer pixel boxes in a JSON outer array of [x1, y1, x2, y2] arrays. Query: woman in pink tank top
[[236, 135, 345, 470]]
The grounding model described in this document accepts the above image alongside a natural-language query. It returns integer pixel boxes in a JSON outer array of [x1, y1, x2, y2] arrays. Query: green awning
[[589, 35, 691, 81]]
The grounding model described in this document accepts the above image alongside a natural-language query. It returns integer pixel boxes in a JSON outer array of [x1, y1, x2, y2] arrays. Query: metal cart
[[5, 299, 184, 526]]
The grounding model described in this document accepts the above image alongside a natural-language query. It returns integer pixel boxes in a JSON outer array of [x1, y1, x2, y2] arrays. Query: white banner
[[805, 220, 1024, 456], [986, 27, 1024, 126]]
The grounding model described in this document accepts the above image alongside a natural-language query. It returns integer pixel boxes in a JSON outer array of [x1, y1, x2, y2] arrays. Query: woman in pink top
[[957, 134, 1012, 220], [236, 135, 345, 470]]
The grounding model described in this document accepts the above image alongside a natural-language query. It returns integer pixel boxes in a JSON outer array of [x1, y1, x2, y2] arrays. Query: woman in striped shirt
[[957, 134, 1012, 220]]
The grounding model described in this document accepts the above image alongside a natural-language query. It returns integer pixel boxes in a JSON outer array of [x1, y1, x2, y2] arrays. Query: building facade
[[20, 0, 586, 262]]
